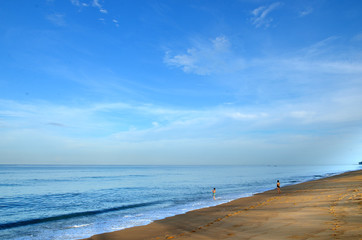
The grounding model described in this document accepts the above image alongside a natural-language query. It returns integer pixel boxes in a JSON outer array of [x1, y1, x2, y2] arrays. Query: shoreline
[[82, 169, 362, 240]]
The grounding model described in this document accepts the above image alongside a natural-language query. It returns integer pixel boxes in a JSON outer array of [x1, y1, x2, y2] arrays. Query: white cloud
[[300, 36, 339, 57], [113, 19, 119, 27], [290, 111, 314, 119], [93, 0, 108, 14], [2, 84, 361, 139], [70, 0, 89, 7], [299, 7, 313, 17], [251, 2, 281, 28], [166, 35, 362, 79], [70, 0, 81, 6], [252, 6, 265, 17], [352, 33, 362, 42], [46, 14, 66, 26], [257, 36, 362, 76], [273, 57, 362, 75], [71, 0, 107, 13], [92, 0, 101, 8], [1, 91, 361, 165], [164, 36, 245, 75], [229, 112, 258, 120]]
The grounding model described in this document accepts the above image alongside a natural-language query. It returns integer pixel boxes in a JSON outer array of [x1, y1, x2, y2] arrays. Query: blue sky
[[1, 0, 362, 165]]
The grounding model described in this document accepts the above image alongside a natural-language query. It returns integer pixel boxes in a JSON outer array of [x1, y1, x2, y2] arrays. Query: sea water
[[0, 164, 360, 240]]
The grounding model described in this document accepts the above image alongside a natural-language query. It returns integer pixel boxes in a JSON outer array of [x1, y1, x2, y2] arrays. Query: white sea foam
[[69, 224, 91, 228]]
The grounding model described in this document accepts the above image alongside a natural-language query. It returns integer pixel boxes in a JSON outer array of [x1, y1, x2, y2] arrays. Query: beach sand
[[83, 170, 362, 240]]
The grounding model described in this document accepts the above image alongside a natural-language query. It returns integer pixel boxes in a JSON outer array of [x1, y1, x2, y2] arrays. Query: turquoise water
[[0, 164, 360, 240]]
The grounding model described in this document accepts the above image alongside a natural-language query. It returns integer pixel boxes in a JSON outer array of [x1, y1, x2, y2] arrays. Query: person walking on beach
[[276, 180, 281, 194], [212, 188, 216, 200]]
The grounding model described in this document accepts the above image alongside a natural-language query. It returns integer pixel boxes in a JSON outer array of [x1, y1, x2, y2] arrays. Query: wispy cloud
[[70, 0, 88, 7], [164, 36, 245, 75], [1, 88, 361, 164], [1, 84, 361, 139], [112, 19, 119, 27], [46, 13, 66, 26], [274, 36, 362, 75], [299, 36, 339, 57], [251, 2, 281, 28], [70, 0, 80, 6], [299, 7, 313, 17], [352, 33, 362, 42], [70, 0, 120, 27], [163, 35, 362, 121], [92, 0, 107, 14], [164, 34, 362, 124], [70, 0, 107, 13]]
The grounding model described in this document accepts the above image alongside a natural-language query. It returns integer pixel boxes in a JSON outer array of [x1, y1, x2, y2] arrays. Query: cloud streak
[[251, 2, 281, 28], [46, 14, 66, 26], [1, 90, 361, 164], [1, 84, 361, 140], [165, 35, 362, 79], [70, 0, 107, 13], [92, 0, 107, 13], [299, 7, 313, 17], [164, 36, 245, 75]]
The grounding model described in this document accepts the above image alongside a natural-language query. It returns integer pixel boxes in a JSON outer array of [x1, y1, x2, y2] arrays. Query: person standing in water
[[276, 180, 281, 194], [212, 188, 216, 200]]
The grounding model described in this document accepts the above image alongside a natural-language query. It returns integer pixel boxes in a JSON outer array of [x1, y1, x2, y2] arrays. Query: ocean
[[0, 164, 360, 240]]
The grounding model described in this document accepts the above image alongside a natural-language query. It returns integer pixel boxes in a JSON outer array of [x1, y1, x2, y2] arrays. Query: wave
[[67, 224, 91, 229], [0, 200, 165, 230], [0, 184, 22, 187]]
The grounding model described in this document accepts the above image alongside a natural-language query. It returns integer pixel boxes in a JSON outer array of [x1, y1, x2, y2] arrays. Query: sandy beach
[[83, 170, 362, 240]]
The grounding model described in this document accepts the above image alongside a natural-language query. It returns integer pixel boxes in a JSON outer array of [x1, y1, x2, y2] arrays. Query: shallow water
[[0, 164, 360, 240]]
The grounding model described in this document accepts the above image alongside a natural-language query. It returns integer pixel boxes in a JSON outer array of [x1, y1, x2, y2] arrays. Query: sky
[[0, 0, 362, 165]]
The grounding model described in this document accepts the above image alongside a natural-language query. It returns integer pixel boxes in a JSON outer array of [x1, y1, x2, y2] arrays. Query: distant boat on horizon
[[359, 161, 362, 165]]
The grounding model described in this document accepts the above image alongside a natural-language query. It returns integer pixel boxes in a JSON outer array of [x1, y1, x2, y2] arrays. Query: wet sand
[[83, 169, 362, 240]]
